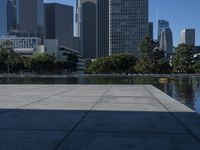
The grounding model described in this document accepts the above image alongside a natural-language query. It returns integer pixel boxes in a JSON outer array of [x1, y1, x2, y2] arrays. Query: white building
[[180, 29, 195, 46], [44, 39, 85, 71], [0, 36, 41, 56]]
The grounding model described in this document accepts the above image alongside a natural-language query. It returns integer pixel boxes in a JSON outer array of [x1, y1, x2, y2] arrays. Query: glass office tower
[[159, 28, 173, 60], [96, 0, 109, 57], [109, 0, 149, 56], [16, 0, 44, 38], [180, 29, 195, 46], [76, 0, 97, 59], [45, 3, 74, 48], [0, 0, 16, 36], [0, 0, 44, 38], [157, 20, 169, 41]]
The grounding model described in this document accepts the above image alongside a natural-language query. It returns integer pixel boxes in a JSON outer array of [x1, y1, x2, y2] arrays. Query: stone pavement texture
[[0, 84, 200, 150]]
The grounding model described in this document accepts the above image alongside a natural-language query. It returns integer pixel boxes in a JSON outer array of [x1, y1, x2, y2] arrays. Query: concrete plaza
[[0, 84, 200, 150]]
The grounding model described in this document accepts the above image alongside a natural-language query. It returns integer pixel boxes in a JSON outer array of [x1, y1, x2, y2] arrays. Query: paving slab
[[0, 84, 200, 150], [57, 132, 200, 150], [0, 109, 87, 131], [0, 130, 67, 150]]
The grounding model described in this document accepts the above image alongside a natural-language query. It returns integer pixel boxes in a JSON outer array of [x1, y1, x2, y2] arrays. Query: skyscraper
[[157, 20, 169, 41], [148, 22, 153, 39], [96, 0, 109, 57], [159, 28, 173, 59], [0, 0, 17, 36], [45, 3, 73, 48], [180, 29, 195, 46], [76, 0, 97, 59], [77, 0, 149, 58], [0, 0, 44, 38], [109, 0, 149, 56], [75, 0, 82, 38]]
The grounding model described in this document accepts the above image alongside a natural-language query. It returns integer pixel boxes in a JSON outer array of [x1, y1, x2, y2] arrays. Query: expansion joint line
[[0, 85, 80, 116], [19, 86, 81, 109], [53, 85, 112, 150], [143, 85, 200, 144]]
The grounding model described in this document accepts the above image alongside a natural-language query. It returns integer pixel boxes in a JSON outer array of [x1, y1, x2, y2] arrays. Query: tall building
[[73, 36, 81, 53], [159, 28, 173, 59], [45, 3, 73, 48], [180, 29, 195, 46], [96, 0, 109, 57], [76, 0, 97, 59], [0, 0, 16, 36], [75, 0, 82, 38], [148, 22, 153, 39], [77, 0, 149, 58], [109, 0, 148, 56], [0, 0, 44, 38], [157, 20, 169, 41]]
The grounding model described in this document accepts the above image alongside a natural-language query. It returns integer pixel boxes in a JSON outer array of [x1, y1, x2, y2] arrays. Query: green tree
[[85, 59, 92, 73], [0, 41, 18, 73], [172, 44, 194, 73], [88, 54, 137, 74], [134, 57, 155, 74], [31, 53, 55, 74], [134, 37, 171, 74], [140, 36, 157, 55], [113, 54, 137, 74], [55, 61, 68, 74], [193, 61, 200, 73], [67, 53, 78, 72], [22, 57, 32, 72], [88, 58, 103, 74]]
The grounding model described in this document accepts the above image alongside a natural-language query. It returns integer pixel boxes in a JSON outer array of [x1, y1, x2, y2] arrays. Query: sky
[[44, 0, 200, 46]]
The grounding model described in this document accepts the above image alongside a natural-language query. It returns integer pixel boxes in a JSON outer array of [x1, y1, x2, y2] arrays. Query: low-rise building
[[0, 36, 41, 56], [44, 39, 85, 71]]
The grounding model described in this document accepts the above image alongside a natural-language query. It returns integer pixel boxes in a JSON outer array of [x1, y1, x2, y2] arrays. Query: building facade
[[44, 40, 85, 71], [157, 20, 170, 41], [76, 0, 97, 59], [96, 0, 109, 57], [109, 0, 149, 56], [0, 36, 41, 49], [159, 28, 173, 59], [76, 0, 149, 58], [0, 0, 44, 38], [180, 29, 195, 46], [0, 0, 17, 36], [148, 22, 153, 39], [73, 37, 81, 53], [45, 3, 73, 48], [0, 35, 41, 56]]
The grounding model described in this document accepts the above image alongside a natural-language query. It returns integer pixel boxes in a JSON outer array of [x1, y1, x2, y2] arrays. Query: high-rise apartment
[[45, 3, 73, 48], [0, 0, 44, 38], [76, 0, 97, 59], [109, 0, 149, 56], [180, 29, 195, 46], [157, 20, 169, 41]]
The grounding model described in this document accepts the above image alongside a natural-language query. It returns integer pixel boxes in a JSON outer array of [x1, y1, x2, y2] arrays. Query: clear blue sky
[[44, 0, 200, 46]]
